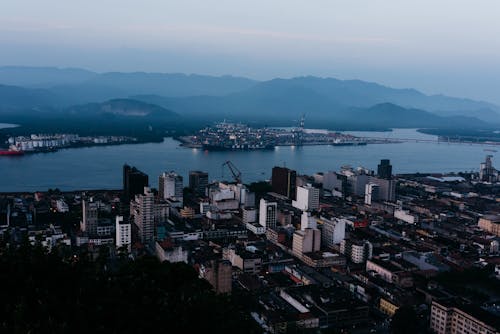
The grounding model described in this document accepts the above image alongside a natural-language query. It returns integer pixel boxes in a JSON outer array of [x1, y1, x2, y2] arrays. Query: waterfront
[[0, 125, 498, 192]]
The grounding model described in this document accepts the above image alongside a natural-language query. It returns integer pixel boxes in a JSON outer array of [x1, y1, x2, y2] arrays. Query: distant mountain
[[236, 77, 500, 122], [80, 72, 258, 97], [134, 76, 500, 124], [343, 103, 488, 129], [134, 92, 489, 130], [1, 66, 499, 125], [0, 66, 97, 87]]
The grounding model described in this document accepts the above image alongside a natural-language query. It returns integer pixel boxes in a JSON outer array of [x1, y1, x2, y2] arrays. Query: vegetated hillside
[[0, 84, 59, 110], [65, 98, 179, 119], [0, 99, 188, 140], [0, 244, 258, 333]]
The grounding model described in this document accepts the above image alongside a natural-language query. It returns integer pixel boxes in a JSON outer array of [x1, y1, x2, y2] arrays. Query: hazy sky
[[1, 0, 500, 103]]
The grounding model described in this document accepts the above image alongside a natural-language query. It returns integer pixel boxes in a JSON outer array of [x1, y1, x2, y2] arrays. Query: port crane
[[293, 114, 306, 146], [222, 160, 242, 184]]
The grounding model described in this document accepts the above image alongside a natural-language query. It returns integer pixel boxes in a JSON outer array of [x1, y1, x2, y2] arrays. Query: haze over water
[[0, 125, 497, 192]]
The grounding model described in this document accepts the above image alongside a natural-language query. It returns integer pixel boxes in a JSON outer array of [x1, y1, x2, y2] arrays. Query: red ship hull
[[0, 150, 24, 156]]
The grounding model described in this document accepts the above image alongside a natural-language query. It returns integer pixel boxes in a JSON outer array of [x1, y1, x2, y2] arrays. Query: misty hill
[[81, 72, 258, 97], [135, 89, 489, 130], [1, 67, 499, 125], [223, 77, 500, 122], [0, 84, 58, 110], [0, 66, 97, 87], [342, 103, 488, 129], [0, 67, 258, 102], [65, 99, 179, 119], [0, 67, 500, 123]]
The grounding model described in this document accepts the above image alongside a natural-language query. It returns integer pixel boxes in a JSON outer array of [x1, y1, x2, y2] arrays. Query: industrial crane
[[222, 160, 242, 184]]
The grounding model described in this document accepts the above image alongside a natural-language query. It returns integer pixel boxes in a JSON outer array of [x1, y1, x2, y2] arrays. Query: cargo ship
[[0, 149, 24, 156], [330, 141, 367, 146]]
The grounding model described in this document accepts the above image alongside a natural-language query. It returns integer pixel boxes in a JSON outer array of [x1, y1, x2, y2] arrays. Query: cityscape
[[2, 1, 500, 333], [1, 155, 499, 333]]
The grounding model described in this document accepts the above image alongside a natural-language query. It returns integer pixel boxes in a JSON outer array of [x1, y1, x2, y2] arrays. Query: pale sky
[[1, 0, 500, 103]]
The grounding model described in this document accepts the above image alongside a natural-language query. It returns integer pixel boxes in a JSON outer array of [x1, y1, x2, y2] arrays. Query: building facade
[[259, 198, 277, 229], [131, 187, 155, 244], [271, 166, 297, 199]]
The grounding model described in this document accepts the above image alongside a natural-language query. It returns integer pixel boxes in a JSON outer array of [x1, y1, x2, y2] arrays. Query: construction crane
[[222, 160, 242, 184]]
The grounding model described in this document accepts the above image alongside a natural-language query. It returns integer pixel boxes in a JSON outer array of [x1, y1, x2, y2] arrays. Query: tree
[[0, 243, 259, 333], [391, 305, 418, 334]]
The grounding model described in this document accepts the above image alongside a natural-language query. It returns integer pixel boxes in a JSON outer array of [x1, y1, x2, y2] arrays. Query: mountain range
[[0, 66, 499, 131]]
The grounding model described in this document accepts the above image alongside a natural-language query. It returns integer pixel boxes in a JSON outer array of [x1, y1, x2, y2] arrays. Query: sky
[[1, 0, 500, 104]]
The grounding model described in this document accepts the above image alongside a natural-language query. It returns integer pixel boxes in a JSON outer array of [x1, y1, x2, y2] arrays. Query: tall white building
[[300, 211, 318, 230], [259, 198, 277, 229], [320, 216, 346, 248], [159, 172, 184, 205], [369, 177, 396, 202], [131, 187, 155, 244], [115, 215, 131, 252], [81, 198, 98, 235], [292, 185, 320, 211], [364, 183, 380, 205], [292, 228, 321, 258]]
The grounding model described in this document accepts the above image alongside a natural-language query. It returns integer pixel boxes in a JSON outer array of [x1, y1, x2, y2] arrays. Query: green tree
[[391, 305, 418, 334]]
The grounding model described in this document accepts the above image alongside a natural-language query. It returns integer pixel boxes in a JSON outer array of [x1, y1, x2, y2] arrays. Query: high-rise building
[[292, 184, 320, 211], [347, 173, 370, 197], [199, 259, 232, 294], [159, 172, 184, 205], [130, 187, 155, 244], [320, 216, 346, 248], [259, 198, 277, 229], [323, 171, 348, 195], [123, 164, 148, 201], [81, 197, 99, 235], [479, 155, 498, 182], [377, 159, 392, 179], [115, 215, 131, 252], [369, 177, 396, 202], [292, 228, 321, 258], [271, 166, 297, 199], [189, 170, 209, 196], [364, 183, 380, 205]]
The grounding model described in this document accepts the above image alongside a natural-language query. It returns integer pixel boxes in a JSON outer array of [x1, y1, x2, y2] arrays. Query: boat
[[0, 150, 24, 156]]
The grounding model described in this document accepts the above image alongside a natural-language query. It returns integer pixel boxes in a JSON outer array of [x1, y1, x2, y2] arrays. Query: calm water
[[0, 125, 498, 192]]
